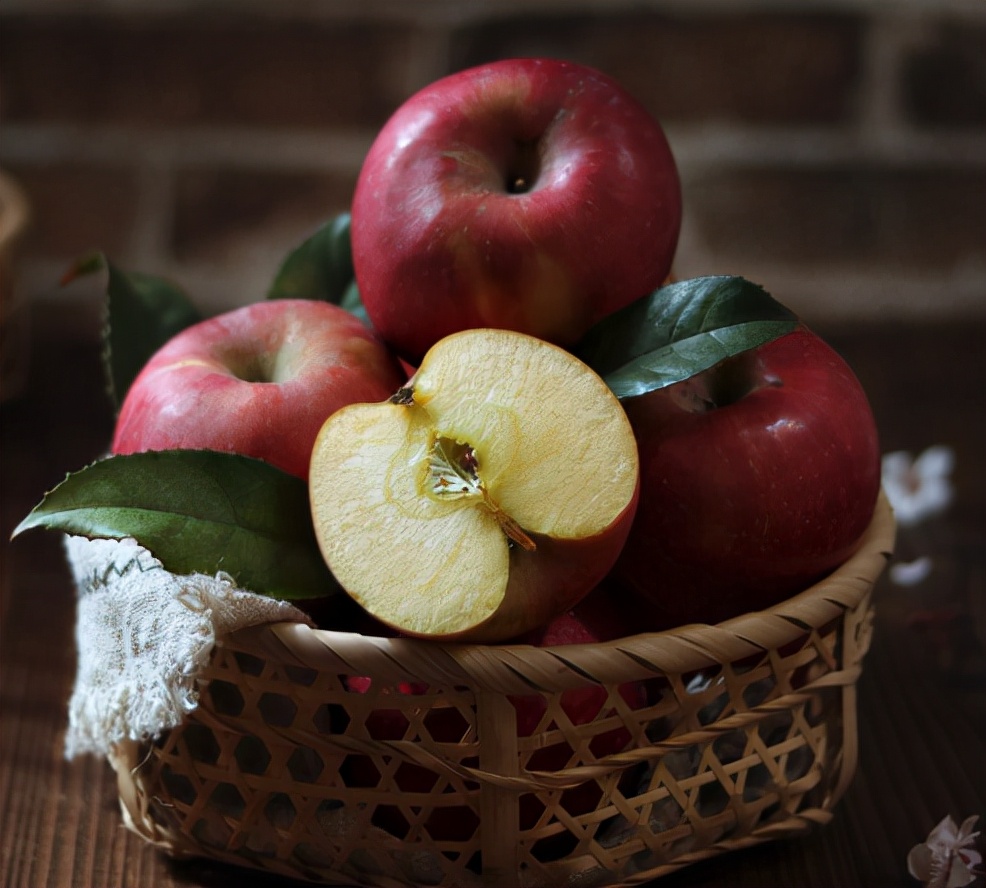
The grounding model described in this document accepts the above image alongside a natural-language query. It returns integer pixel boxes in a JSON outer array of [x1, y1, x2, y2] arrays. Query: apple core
[[425, 432, 537, 551]]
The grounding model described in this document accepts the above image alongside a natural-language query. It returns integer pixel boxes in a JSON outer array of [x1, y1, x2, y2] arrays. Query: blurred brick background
[[1, 0, 985, 344]]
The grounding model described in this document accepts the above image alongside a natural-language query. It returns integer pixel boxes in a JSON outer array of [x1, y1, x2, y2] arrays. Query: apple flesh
[[308, 328, 640, 642], [615, 326, 882, 627], [112, 299, 406, 479], [351, 57, 682, 363]]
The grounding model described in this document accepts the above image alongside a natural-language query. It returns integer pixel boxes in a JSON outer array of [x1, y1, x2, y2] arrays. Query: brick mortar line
[[0, 0, 465, 24], [855, 12, 907, 139], [706, 268, 986, 321], [21, 254, 986, 324], [668, 128, 986, 170], [128, 158, 175, 268], [3, 0, 985, 21], [3, 124, 985, 172], [0, 126, 374, 172]]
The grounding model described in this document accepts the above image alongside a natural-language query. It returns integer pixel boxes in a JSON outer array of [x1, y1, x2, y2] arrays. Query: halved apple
[[309, 328, 639, 642]]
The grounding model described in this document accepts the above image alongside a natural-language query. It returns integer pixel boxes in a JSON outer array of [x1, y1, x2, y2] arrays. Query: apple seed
[[426, 434, 536, 551]]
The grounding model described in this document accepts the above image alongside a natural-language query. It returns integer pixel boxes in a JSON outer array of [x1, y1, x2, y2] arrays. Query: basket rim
[[225, 491, 894, 694]]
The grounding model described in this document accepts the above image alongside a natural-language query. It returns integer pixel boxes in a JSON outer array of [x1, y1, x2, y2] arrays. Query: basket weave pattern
[[111, 494, 894, 888]]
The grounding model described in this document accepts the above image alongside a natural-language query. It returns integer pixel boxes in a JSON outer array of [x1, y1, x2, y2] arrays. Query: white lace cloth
[[63, 534, 312, 759]]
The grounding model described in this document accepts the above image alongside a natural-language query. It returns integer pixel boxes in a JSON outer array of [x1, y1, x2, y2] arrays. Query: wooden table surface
[[2, 314, 984, 888]]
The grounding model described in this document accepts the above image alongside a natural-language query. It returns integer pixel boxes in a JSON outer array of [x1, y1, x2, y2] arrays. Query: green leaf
[[12, 451, 340, 601], [267, 212, 365, 315], [576, 275, 799, 400], [64, 253, 203, 409], [337, 278, 369, 325]]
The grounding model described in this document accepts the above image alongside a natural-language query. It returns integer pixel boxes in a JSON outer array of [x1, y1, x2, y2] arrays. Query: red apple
[[510, 595, 646, 858], [342, 593, 645, 849], [308, 328, 640, 643], [615, 326, 881, 627], [511, 592, 645, 744], [112, 299, 406, 479], [351, 57, 682, 363], [343, 671, 479, 843], [340, 619, 477, 843]]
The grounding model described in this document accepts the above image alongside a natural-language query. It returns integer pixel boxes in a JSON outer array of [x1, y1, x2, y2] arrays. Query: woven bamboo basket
[[110, 491, 895, 888]]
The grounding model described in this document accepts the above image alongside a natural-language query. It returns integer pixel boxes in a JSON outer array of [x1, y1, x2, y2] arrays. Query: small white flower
[[882, 445, 955, 528], [890, 556, 935, 587], [907, 814, 982, 888]]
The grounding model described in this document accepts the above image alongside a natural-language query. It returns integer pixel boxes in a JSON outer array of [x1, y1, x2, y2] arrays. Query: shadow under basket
[[111, 493, 895, 888]]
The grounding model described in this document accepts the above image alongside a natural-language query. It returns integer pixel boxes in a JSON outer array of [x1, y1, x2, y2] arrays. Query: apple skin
[[111, 299, 406, 479], [460, 516, 640, 644], [615, 326, 882, 627], [351, 57, 682, 363]]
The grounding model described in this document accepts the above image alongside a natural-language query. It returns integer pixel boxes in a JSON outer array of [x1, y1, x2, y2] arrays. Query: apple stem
[[389, 386, 415, 406], [482, 491, 537, 551], [425, 433, 538, 551]]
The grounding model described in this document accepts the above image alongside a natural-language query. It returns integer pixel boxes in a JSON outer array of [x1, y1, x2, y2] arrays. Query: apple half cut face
[[309, 329, 640, 642]]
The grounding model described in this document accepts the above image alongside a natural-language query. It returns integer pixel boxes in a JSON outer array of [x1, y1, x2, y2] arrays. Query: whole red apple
[[615, 326, 881, 627], [112, 299, 406, 479], [351, 58, 682, 363]]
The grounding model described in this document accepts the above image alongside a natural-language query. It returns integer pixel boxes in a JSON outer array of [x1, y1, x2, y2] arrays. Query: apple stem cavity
[[504, 140, 541, 195], [673, 353, 784, 414], [426, 434, 537, 552], [228, 350, 279, 384]]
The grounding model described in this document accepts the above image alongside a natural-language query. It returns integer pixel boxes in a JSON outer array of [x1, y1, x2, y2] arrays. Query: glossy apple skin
[[455, 498, 639, 644], [112, 299, 406, 479], [616, 326, 882, 627], [351, 58, 682, 363]]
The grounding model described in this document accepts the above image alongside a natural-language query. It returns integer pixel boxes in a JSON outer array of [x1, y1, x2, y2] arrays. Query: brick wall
[[2, 0, 984, 338]]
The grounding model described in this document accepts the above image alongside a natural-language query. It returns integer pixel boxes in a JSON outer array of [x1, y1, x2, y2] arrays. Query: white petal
[[914, 445, 956, 481], [882, 450, 914, 483], [928, 814, 962, 847], [955, 815, 981, 845], [946, 856, 980, 888], [890, 557, 934, 587], [916, 479, 954, 518], [907, 843, 935, 882]]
